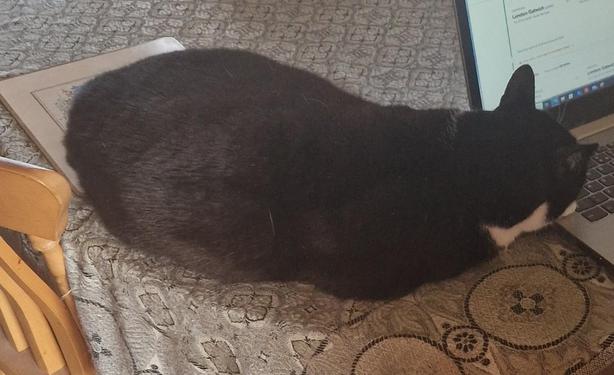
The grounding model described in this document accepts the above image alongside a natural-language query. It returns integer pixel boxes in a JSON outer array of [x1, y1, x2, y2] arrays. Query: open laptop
[[454, 0, 614, 264]]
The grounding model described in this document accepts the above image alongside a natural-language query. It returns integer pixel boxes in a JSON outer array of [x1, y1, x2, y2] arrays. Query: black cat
[[65, 49, 595, 299]]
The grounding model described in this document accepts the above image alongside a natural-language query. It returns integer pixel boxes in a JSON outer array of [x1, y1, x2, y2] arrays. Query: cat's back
[[66, 48, 361, 159], [68, 48, 348, 124], [76, 48, 298, 95]]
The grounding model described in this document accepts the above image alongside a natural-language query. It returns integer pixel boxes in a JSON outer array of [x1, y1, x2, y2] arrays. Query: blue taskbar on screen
[[540, 73, 614, 110]]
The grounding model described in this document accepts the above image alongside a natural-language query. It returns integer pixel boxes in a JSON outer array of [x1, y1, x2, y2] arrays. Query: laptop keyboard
[[576, 142, 614, 222]]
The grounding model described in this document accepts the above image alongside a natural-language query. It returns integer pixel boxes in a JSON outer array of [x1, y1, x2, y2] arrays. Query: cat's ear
[[497, 65, 535, 111], [557, 143, 598, 176]]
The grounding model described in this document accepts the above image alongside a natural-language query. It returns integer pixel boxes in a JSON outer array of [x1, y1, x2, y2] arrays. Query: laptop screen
[[463, 0, 614, 111]]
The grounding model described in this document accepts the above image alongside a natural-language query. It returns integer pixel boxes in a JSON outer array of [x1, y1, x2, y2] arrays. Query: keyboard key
[[577, 188, 590, 199], [577, 192, 609, 212], [599, 175, 614, 186], [588, 159, 598, 169], [602, 200, 614, 213], [597, 164, 614, 174], [593, 153, 612, 164], [585, 180, 604, 192], [605, 186, 614, 198], [591, 192, 609, 204], [577, 197, 596, 211], [582, 207, 608, 222], [586, 169, 601, 180]]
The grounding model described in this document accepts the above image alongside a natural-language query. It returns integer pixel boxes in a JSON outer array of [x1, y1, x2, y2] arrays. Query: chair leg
[[27, 236, 79, 323]]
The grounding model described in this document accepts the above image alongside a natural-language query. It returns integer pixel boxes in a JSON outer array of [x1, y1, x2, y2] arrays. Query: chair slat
[[0, 157, 71, 241], [0, 287, 28, 352], [0, 264, 65, 374], [0, 238, 95, 375]]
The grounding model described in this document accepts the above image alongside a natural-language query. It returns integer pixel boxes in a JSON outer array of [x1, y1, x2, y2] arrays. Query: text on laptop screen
[[464, 0, 614, 110]]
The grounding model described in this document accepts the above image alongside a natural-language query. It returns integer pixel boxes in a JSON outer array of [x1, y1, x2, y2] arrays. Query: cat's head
[[456, 65, 597, 247]]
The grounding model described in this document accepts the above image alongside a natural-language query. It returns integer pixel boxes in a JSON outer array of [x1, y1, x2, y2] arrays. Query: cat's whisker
[[302, 94, 328, 108], [223, 66, 235, 79], [268, 209, 276, 237]]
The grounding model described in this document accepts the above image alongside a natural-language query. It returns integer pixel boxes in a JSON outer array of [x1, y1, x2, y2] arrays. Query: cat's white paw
[[560, 201, 577, 218], [485, 202, 549, 248]]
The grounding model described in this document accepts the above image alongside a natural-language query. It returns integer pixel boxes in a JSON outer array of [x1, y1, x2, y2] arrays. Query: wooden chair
[[0, 156, 95, 375]]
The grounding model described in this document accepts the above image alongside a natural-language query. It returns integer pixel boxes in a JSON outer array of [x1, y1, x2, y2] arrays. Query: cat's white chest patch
[[484, 202, 550, 248]]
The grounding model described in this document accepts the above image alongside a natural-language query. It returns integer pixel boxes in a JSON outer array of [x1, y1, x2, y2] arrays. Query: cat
[[65, 49, 596, 299]]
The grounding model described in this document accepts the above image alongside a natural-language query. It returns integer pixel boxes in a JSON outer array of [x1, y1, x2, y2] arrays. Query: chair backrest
[[0, 157, 94, 375], [0, 157, 70, 240]]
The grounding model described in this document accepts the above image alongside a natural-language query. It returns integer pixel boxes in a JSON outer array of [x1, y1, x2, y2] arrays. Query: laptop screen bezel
[[453, 0, 614, 129], [454, 0, 483, 110]]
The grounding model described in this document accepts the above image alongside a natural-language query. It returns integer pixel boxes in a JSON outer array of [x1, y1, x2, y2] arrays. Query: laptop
[[454, 0, 614, 264]]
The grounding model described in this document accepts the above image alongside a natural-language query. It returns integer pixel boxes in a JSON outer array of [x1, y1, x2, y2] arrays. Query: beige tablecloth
[[1, 0, 613, 374]]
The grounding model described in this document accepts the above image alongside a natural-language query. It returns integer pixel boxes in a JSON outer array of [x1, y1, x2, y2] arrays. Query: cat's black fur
[[65, 49, 595, 299]]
